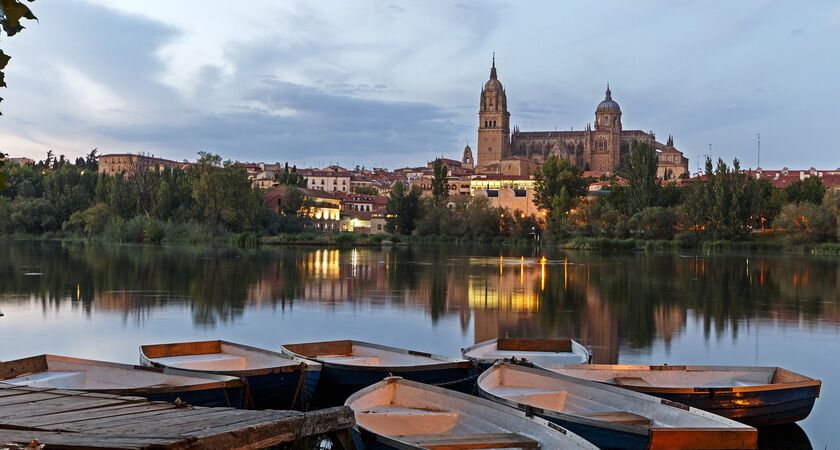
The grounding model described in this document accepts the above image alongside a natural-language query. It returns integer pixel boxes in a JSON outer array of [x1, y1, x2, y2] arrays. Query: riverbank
[[4, 231, 840, 255]]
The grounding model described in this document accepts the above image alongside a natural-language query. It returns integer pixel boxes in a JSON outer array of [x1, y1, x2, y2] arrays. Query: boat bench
[[613, 376, 652, 387], [406, 432, 540, 449], [320, 356, 382, 366], [154, 353, 248, 371], [581, 410, 651, 426], [359, 406, 459, 435]]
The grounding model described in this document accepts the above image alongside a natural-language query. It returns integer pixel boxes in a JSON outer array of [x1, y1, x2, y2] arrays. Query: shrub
[[774, 202, 836, 243]]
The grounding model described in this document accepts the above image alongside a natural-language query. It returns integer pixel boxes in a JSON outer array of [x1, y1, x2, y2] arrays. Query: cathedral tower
[[477, 55, 510, 167], [589, 84, 623, 173]]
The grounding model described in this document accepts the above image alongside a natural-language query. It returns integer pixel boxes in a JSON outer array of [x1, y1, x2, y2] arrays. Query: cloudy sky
[[1, 0, 838, 169]]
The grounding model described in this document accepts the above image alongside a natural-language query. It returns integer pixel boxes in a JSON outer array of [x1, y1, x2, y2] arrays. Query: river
[[0, 241, 837, 447]]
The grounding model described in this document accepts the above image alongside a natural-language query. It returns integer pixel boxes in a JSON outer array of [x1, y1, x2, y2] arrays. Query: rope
[[291, 362, 308, 410]]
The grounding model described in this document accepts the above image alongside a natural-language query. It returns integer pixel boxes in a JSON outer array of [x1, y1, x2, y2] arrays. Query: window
[[514, 189, 526, 197], [487, 190, 499, 197]]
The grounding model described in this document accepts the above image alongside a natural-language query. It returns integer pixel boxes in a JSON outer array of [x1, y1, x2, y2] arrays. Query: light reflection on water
[[0, 241, 837, 447]]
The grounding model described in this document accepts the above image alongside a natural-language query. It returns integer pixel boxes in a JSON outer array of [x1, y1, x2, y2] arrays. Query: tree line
[[386, 144, 840, 245], [0, 151, 284, 243]]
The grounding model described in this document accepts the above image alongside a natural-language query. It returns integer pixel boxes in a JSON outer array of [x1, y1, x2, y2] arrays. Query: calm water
[[0, 241, 838, 447]]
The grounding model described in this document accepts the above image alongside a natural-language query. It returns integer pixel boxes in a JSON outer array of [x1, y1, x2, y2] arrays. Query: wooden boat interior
[[0, 355, 231, 390], [480, 364, 753, 430], [547, 365, 801, 388], [347, 378, 594, 449], [464, 338, 588, 365], [284, 340, 457, 367], [142, 340, 307, 371]]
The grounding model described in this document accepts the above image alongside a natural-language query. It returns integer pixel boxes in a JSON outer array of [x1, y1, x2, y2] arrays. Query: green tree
[[774, 202, 836, 242], [785, 176, 825, 205], [385, 181, 422, 235], [353, 185, 378, 195], [191, 152, 263, 232], [275, 163, 306, 187], [534, 155, 587, 231], [625, 141, 659, 213], [0, 150, 6, 191], [10, 197, 56, 233], [431, 158, 449, 205]]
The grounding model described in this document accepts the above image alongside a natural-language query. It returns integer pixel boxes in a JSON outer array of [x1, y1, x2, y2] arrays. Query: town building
[[300, 166, 352, 193], [475, 57, 689, 177], [262, 185, 342, 231], [98, 153, 191, 176]]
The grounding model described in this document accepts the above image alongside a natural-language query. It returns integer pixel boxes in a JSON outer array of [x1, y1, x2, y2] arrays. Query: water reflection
[[0, 241, 838, 446]]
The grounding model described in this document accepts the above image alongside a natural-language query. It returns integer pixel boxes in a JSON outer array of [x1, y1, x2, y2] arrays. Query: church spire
[[605, 83, 612, 101], [490, 52, 497, 79]]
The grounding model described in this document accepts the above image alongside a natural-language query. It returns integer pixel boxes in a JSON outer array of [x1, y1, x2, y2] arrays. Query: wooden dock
[[0, 383, 355, 449]]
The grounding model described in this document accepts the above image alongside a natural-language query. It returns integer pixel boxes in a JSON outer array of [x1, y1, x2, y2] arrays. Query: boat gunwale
[[139, 340, 321, 377], [281, 340, 473, 372], [345, 376, 597, 450], [461, 338, 590, 365], [0, 354, 245, 394], [548, 364, 822, 395], [477, 362, 755, 434]]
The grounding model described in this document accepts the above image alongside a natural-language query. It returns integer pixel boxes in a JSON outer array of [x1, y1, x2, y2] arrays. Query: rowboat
[[478, 362, 757, 450], [547, 364, 821, 427], [0, 354, 245, 408], [139, 340, 321, 410], [346, 376, 598, 450], [281, 340, 475, 405], [462, 337, 590, 370]]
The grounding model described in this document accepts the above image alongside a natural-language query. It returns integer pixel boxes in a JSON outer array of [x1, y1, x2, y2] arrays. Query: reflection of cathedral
[[477, 57, 689, 177]]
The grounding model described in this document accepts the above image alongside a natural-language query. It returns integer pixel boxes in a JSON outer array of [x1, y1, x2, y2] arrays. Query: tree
[[774, 202, 836, 242], [534, 155, 586, 213], [785, 176, 825, 205], [431, 158, 449, 205], [275, 163, 306, 187], [625, 141, 659, 213], [1, 0, 38, 115], [191, 152, 263, 232], [385, 181, 422, 235], [0, 150, 6, 191]]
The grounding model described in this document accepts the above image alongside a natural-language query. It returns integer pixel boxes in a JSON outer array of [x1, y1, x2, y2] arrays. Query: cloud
[[790, 28, 805, 37]]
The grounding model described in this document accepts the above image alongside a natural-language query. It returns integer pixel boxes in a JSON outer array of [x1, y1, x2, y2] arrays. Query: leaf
[[0, 70, 5, 88], [0, 50, 9, 70], [0, 0, 38, 37]]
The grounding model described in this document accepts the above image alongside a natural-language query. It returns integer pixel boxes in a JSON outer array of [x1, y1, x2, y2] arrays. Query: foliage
[[785, 176, 825, 205], [191, 152, 264, 232], [774, 202, 836, 243], [625, 141, 659, 213], [627, 207, 677, 240], [533, 155, 587, 213], [274, 163, 306, 187], [1, 0, 38, 115], [0, 151, 6, 191], [431, 158, 449, 205], [353, 185, 378, 195], [385, 181, 422, 235]]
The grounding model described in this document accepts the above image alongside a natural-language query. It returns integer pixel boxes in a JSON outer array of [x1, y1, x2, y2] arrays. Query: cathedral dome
[[596, 85, 620, 113], [483, 55, 504, 92]]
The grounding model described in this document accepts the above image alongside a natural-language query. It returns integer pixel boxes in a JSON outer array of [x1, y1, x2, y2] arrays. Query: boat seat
[[4, 371, 85, 389], [153, 353, 248, 371], [613, 377, 652, 387], [320, 356, 382, 366], [406, 432, 540, 449], [358, 406, 459, 436], [581, 411, 651, 426]]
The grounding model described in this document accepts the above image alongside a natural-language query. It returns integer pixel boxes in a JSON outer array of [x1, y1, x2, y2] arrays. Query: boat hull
[[529, 412, 648, 450], [644, 385, 820, 427], [315, 365, 475, 406], [138, 385, 245, 408], [242, 369, 321, 410]]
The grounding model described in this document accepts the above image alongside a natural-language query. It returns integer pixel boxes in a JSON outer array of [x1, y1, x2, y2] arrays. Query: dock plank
[[0, 384, 355, 449]]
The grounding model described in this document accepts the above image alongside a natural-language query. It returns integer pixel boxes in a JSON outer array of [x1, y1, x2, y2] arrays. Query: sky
[[1, 0, 838, 169]]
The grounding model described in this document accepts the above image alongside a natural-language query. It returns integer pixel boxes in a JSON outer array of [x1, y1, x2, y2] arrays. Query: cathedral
[[475, 58, 689, 178]]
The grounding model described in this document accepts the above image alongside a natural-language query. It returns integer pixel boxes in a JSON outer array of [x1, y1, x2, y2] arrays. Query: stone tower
[[477, 55, 510, 167], [462, 144, 474, 169], [588, 84, 622, 173]]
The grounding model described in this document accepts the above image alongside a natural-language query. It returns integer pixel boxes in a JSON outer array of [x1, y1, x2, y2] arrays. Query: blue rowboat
[[0, 354, 244, 408], [547, 364, 821, 427], [346, 376, 598, 450], [478, 362, 757, 450], [462, 338, 590, 371], [280, 340, 475, 406], [140, 340, 321, 410]]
